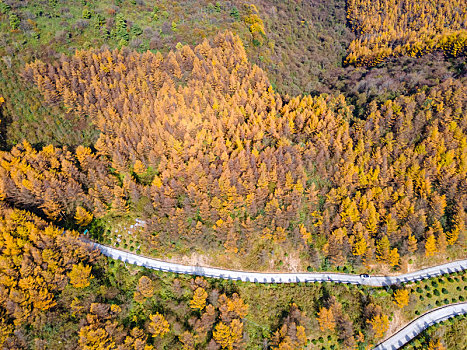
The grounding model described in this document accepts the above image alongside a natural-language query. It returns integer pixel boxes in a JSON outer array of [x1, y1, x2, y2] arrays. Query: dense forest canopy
[[345, 0, 467, 66], [0, 0, 465, 349], [0, 32, 462, 271]]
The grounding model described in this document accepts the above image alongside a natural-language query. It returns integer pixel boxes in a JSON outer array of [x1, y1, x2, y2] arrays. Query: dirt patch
[[385, 309, 407, 339], [367, 263, 392, 275], [168, 252, 213, 267], [282, 251, 302, 272]]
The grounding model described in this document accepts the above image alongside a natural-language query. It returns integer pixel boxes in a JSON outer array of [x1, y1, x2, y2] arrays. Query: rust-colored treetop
[[0, 205, 98, 326], [345, 0, 466, 66], [6, 31, 464, 267]]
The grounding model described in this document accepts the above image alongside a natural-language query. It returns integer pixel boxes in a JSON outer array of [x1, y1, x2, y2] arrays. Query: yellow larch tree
[[367, 314, 389, 339], [190, 287, 208, 311], [408, 234, 418, 253], [425, 234, 438, 257], [388, 247, 400, 267], [393, 289, 410, 308], [148, 313, 170, 338], [75, 206, 93, 226], [68, 263, 94, 288], [213, 319, 243, 350], [428, 338, 446, 350], [133, 160, 147, 175], [317, 307, 335, 332], [134, 276, 154, 302]]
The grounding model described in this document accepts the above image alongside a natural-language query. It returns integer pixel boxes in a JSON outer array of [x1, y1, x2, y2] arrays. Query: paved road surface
[[94, 243, 467, 349], [94, 243, 467, 287], [374, 303, 467, 350]]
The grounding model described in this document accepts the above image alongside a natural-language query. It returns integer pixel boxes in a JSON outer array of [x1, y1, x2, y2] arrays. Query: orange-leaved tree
[[148, 313, 170, 338], [393, 289, 410, 309]]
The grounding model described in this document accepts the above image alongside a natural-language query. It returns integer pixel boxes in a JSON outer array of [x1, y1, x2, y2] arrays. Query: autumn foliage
[[316, 296, 357, 347], [148, 312, 170, 338], [393, 289, 410, 309], [213, 319, 243, 350], [68, 262, 94, 288], [271, 303, 308, 350], [0, 205, 98, 345], [0, 31, 458, 269], [133, 275, 155, 303], [317, 306, 335, 332], [365, 303, 389, 339], [345, 0, 467, 66], [190, 287, 208, 311], [0, 2, 465, 347]]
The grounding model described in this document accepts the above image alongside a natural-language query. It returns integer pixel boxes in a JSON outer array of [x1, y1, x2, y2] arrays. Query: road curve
[[373, 303, 467, 350], [94, 243, 467, 287]]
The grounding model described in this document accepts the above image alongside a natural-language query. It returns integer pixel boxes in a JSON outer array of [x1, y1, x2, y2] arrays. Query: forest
[[345, 0, 467, 66], [7, 31, 463, 272], [1, 203, 465, 349], [0, 0, 465, 349]]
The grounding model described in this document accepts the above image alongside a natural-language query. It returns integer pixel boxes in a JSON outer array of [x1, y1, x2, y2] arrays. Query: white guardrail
[[93, 243, 467, 287], [93, 243, 467, 350], [374, 303, 467, 350]]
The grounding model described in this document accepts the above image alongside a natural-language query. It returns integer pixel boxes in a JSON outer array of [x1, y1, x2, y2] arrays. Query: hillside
[[0, 32, 463, 273], [0, 0, 465, 349]]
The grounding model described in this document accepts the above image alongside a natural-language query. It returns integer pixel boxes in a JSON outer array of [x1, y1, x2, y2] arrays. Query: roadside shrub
[[9, 13, 20, 30], [116, 14, 129, 42], [443, 299, 449, 304], [131, 24, 143, 36], [74, 19, 89, 30], [82, 8, 91, 19], [0, 2, 11, 14], [129, 37, 142, 49], [230, 6, 239, 20]]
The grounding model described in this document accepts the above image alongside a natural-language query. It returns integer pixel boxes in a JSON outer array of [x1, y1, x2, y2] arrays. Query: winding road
[[94, 243, 467, 287], [374, 303, 467, 350], [94, 243, 467, 350]]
